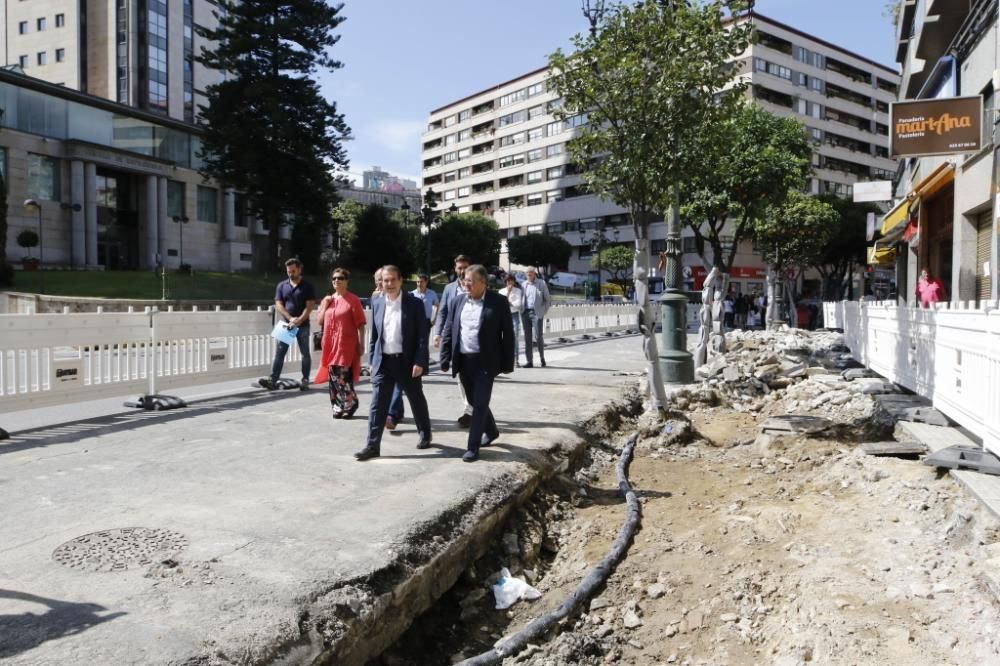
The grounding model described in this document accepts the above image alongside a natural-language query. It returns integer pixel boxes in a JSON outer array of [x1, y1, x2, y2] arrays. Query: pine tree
[[196, 0, 351, 270]]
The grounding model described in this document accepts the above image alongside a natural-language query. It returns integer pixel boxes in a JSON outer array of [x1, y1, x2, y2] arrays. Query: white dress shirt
[[459, 296, 484, 354], [382, 293, 403, 354]]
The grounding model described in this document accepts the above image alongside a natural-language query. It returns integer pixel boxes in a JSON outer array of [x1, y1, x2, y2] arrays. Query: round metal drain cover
[[52, 527, 188, 572]]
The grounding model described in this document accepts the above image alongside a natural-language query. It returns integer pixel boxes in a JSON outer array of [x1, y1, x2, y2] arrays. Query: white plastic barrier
[[824, 300, 1000, 456], [542, 303, 639, 340]]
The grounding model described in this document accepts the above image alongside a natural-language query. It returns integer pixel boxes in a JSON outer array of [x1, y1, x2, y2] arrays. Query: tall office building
[[0, 0, 222, 123], [420, 13, 900, 296]]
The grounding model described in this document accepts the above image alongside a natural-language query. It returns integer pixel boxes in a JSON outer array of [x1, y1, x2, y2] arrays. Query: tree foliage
[[548, 0, 752, 411], [681, 103, 813, 272], [754, 190, 837, 273], [811, 195, 881, 299], [424, 213, 502, 275], [196, 0, 350, 271], [342, 205, 417, 276], [593, 245, 634, 288], [508, 234, 573, 271]]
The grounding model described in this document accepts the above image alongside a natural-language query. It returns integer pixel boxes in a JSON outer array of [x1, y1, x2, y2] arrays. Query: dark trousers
[[270, 323, 311, 382], [367, 355, 431, 450], [388, 385, 406, 420], [521, 309, 545, 365], [457, 352, 498, 454]]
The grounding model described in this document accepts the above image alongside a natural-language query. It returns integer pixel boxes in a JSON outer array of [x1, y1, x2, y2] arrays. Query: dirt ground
[[375, 329, 1000, 666]]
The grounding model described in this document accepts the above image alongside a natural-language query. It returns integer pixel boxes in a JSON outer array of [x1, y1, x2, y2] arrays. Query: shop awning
[[880, 199, 910, 236], [911, 161, 955, 201], [868, 243, 897, 266]]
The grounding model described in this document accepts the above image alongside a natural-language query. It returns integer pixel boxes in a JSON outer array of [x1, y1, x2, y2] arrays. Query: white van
[[549, 272, 589, 289]]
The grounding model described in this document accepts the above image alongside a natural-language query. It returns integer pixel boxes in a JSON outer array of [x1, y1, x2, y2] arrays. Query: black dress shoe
[[416, 437, 432, 450], [344, 404, 360, 420], [462, 450, 479, 463], [540, 359, 546, 367], [457, 413, 472, 427], [354, 447, 380, 461], [522, 363, 533, 368]]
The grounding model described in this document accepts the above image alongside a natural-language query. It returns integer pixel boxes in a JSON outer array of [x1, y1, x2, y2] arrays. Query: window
[[499, 132, 525, 147], [546, 189, 563, 203], [457, 147, 471, 159], [498, 111, 524, 127], [564, 114, 588, 129], [458, 167, 471, 179], [810, 78, 823, 92], [458, 186, 470, 198], [18, 21, 28, 34], [681, 236, 697, 253], [444, 115, 457, 127], [55, 48, 65, 63], [527, 148, 544, 162], [445, 133, 458, 145], [167, 180, 185, 217], [36, 17, 46, 31], [55, 13, 65, 27], [500, 88, 527, 107], [37, 51, 47, 66], [546, 222, 564, 234], [443, 171, 457, 183], [528, 105, 545, 120], [527, 224, 543, 234], [459, 129, 471, 141], [546, 143, 564, 158], [526, 83, 544, 98], [443, 151, 457, 164], [197, 185, 218, 223], [443, 189, 457, 201], [547, 166, 564, 179], [546, 121, 562, 137], [527, 193, 543, 206], [499, 153, 525, 169], [18, 55, 28, 68], [458, 109, 471, 122], [526, 170, 543, 184], [27, 154, 59, 200]]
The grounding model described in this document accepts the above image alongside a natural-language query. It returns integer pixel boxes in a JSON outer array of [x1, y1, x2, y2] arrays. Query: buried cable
[[454, 431, 642, 666]]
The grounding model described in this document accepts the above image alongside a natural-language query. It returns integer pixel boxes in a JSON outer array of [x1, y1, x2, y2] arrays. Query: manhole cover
[[52, 527, 188, 572]]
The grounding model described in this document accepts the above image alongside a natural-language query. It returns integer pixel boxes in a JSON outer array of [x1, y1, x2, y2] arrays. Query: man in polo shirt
[[261, 258, 316, 391]]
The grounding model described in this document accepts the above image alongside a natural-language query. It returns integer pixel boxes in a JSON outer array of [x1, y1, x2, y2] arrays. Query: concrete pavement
[[0, 335, 647, 665]]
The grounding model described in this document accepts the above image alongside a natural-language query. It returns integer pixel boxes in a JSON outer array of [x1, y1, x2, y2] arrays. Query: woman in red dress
[[313, 267, 367, 418]]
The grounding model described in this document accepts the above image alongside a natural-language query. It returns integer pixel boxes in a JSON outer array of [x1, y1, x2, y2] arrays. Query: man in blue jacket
[[439, 264, 515, 462], [354, 265, 432, 461]]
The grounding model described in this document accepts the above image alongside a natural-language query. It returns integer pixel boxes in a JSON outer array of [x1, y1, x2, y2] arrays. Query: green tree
[[423, 213, 502, 276], [343, 205, 417, 276], [812, 195, 881, 300], [593, 245, 634, 290], [196, 0, 350, 271], [508, 234, 573, 272], [548, 0, 753, 412], [323, 199, 364, 269], [754, 190, 837, 328]]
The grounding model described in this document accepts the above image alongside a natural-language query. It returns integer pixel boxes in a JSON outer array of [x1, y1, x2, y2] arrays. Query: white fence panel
[[824, 300, 1000, 456]]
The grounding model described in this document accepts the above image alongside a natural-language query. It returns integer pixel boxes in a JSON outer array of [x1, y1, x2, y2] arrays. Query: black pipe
[[454, 432, 642, 666]]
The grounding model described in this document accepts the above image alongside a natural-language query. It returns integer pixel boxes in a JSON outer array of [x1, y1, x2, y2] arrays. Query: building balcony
[[825, 56, 872, 86]]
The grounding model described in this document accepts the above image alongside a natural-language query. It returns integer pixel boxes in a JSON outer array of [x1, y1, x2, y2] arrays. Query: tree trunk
[[694, 267, 727, 367], [632, 223, 667, 415]]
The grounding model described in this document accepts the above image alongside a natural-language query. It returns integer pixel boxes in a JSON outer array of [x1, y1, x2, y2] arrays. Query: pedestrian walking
[[261, 258, 316, 391], [916, 268, 946, 308], [521, 268, 551, 368], [433, 254, 475, 427], [313, 268, 366, 418], [386, 273, 439, 430], [498, 274, 524, 367], [354, 265, 432, 461], [439, 264, 515, 462]]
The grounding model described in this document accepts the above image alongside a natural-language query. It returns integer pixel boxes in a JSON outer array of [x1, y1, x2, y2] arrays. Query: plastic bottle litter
[[492, 567, 542, 609]]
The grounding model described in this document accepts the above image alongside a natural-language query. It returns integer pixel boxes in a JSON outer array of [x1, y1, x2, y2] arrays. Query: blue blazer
[[440, 290, 515, 377], [368, 292, 430, 376]]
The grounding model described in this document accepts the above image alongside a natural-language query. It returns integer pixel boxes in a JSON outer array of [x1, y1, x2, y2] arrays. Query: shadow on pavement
[[0, 590, 126, 659]]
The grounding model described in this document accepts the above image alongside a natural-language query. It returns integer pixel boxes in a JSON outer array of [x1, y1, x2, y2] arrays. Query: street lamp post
[[587, 223, 619, 301], [499, 201, 523, 271], [23, 199, 43, 293], [172, 215, 190, 269], [658, 198, 695, 383]]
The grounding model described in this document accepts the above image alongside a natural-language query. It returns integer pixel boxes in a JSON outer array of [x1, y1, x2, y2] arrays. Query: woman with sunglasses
[[314, 268, 367, 418]]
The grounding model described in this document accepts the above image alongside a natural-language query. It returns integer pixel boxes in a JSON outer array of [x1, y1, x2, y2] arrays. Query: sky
[[319, 0, 899, 186]]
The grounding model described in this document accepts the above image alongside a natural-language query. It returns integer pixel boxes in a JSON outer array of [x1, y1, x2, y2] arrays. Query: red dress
[[313, 292, 367, 385]]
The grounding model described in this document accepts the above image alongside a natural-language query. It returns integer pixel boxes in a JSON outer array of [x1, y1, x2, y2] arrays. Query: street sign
[[854, 181, 893, 203]]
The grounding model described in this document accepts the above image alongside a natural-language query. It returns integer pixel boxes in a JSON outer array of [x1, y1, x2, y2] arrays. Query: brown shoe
[[386, 416, 397, 430], [457, 413, 472, 428]]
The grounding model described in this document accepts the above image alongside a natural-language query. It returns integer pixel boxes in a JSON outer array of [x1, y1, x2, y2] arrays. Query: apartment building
[[0, 0, 222, 123], [885, 0, 997, 304], [420, 13, 900, 297]]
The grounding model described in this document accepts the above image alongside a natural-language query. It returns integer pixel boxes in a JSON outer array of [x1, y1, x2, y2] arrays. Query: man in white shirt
[[355, 265, 432, 461], [521, 268, 551, 368], [433, 254, 475, 426]]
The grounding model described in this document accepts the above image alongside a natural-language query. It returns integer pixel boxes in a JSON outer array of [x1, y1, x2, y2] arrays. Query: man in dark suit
[[439, 264, 515, 462], [354, 265, 432, 461]]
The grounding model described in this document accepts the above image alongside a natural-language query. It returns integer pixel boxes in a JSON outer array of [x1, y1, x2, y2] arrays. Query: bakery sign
[[891, 96, 983, 158]]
